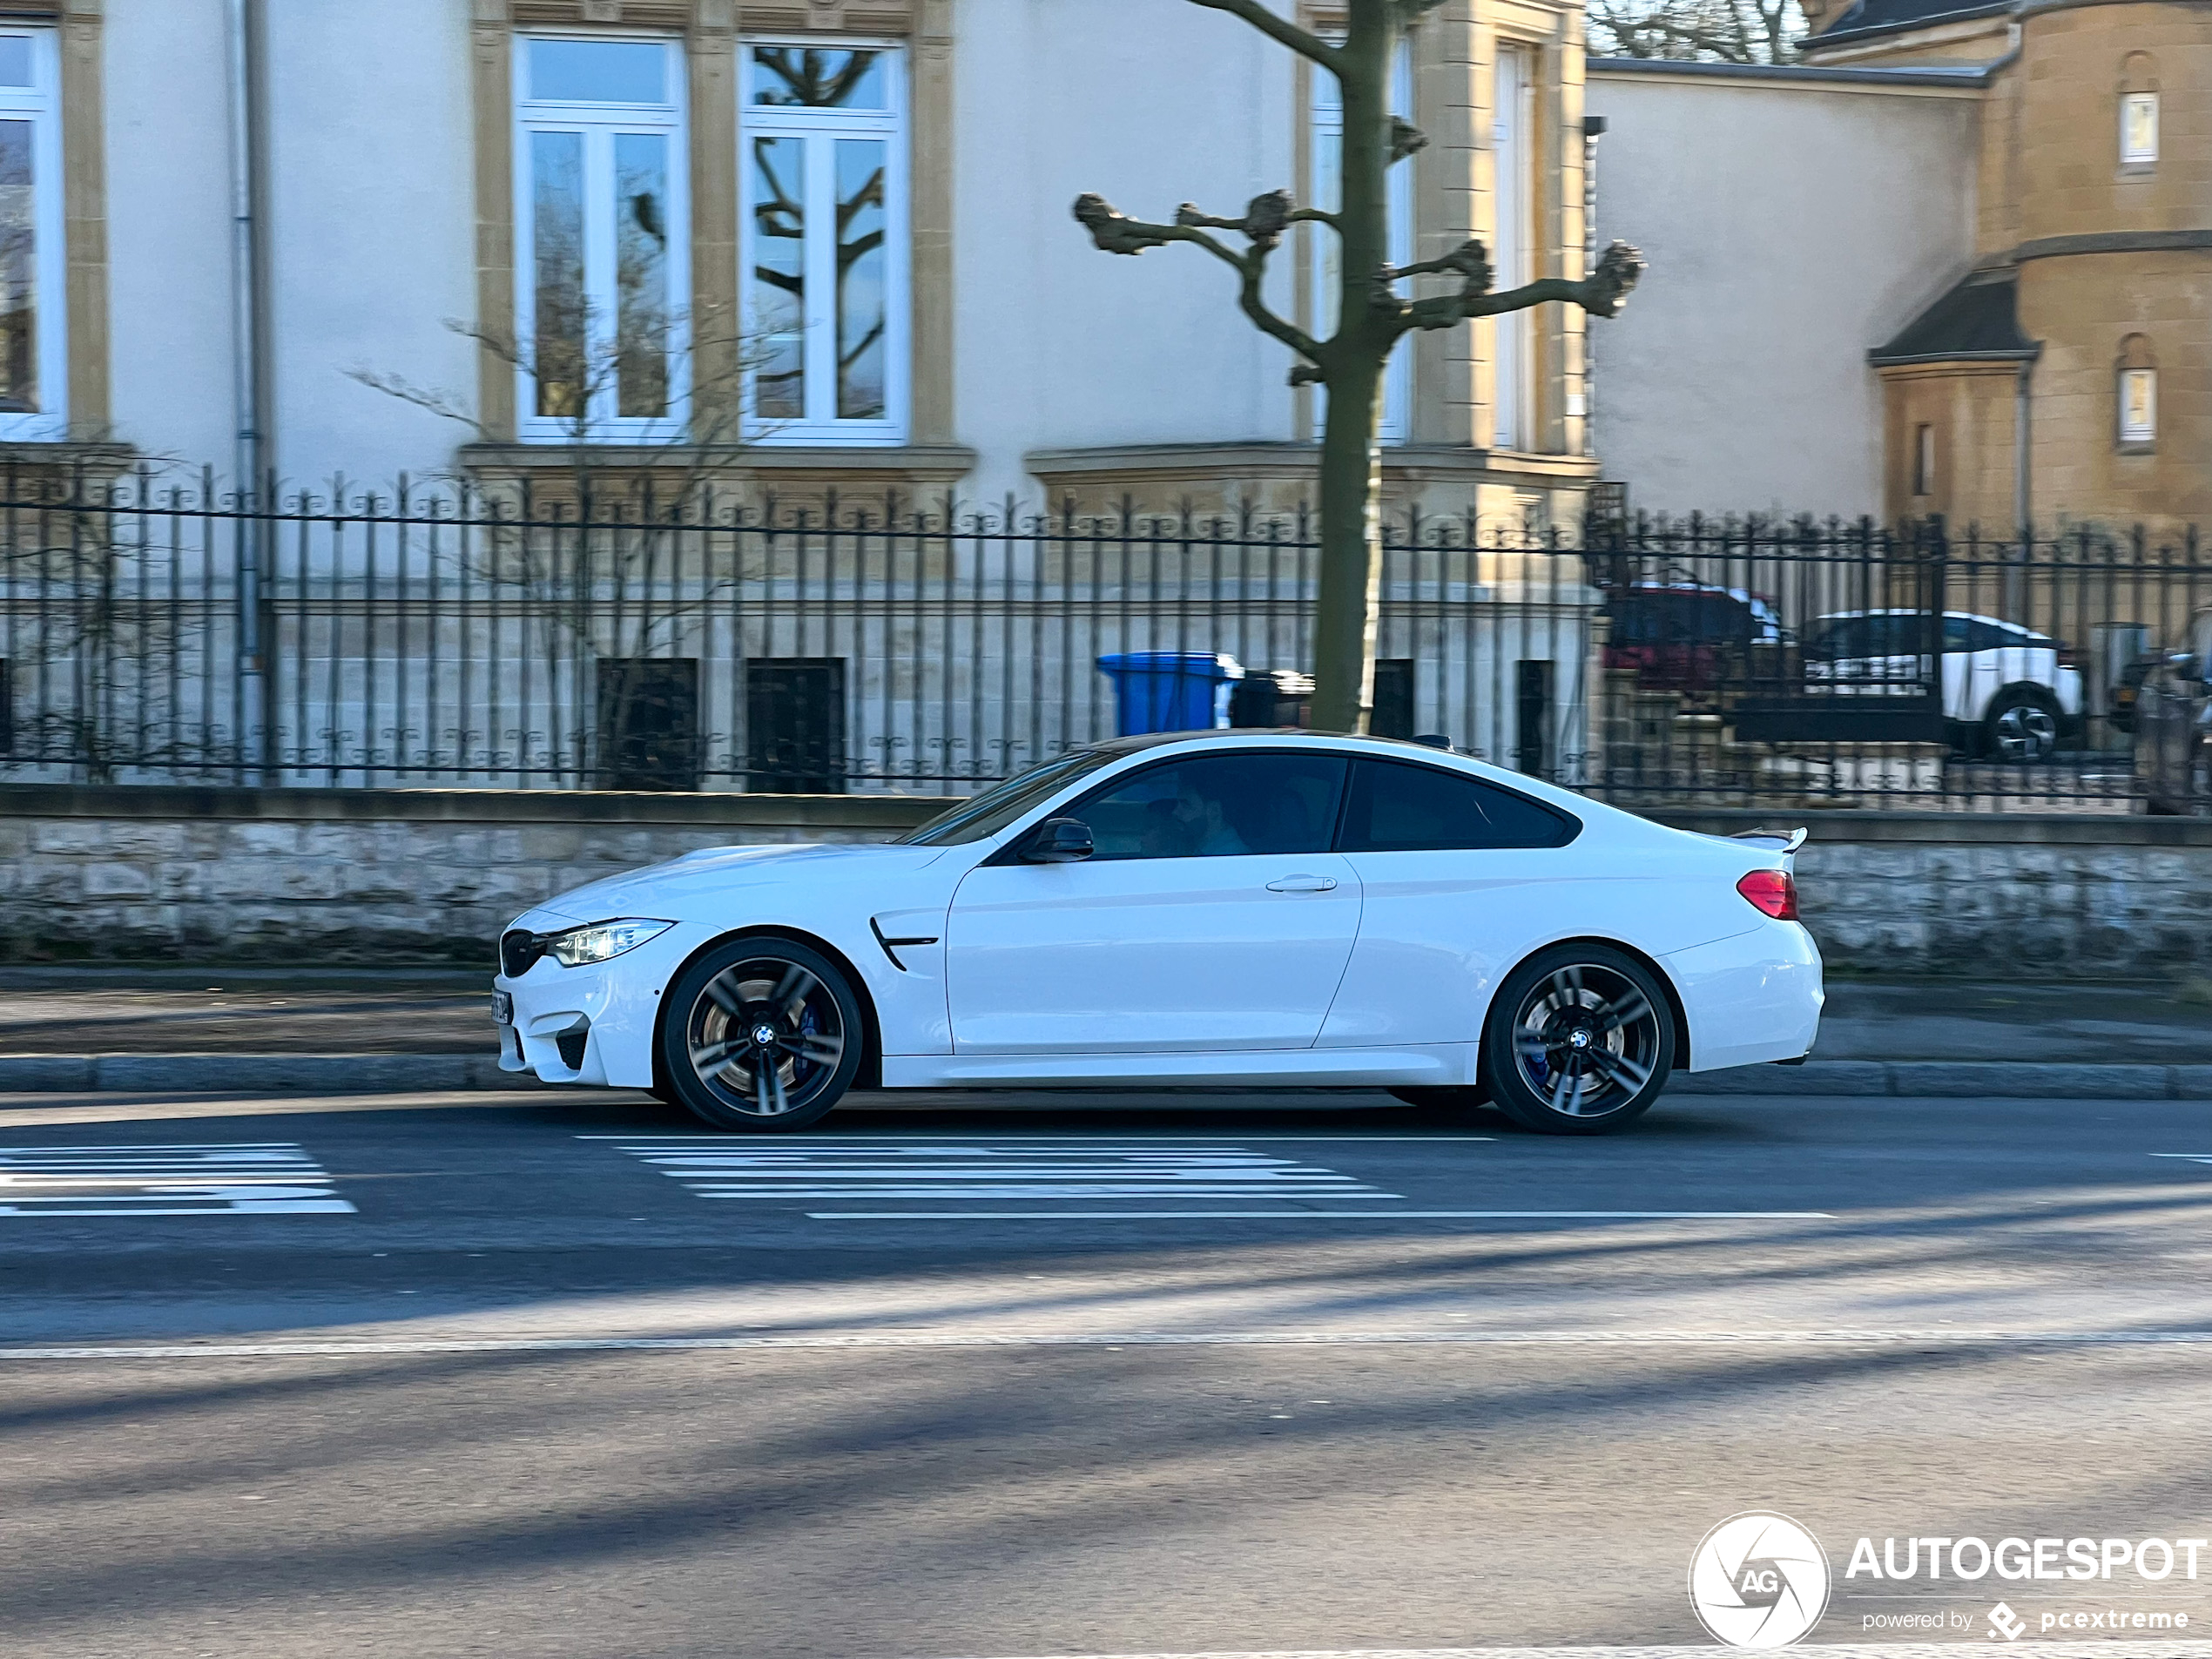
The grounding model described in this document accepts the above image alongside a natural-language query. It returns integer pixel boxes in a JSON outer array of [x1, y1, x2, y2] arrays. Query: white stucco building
[[8, 0, 1621, 536]]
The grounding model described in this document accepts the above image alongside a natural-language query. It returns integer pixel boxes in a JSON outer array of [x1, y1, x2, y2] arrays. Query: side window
[[1810, 618, 1869, 661], [1942, 616, 1971, 651], [1964, 620, 2021, 652], [1339, 759, 1579, 853], [1070, 753, 1348, 861]]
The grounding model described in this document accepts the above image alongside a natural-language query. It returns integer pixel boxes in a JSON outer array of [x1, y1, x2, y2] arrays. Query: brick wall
[[3, 784, 2209, 974]]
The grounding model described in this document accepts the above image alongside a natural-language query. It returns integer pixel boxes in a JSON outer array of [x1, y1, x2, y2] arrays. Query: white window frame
[[0, 28, 67, 443], [512, 32, 691, 445], [2119, 366, 2156, 447], [739, 39, 909, 447], [2120, 91, 2159, 168], [1491, 42, 1535, 454], [1309, 44, 1413, 444]]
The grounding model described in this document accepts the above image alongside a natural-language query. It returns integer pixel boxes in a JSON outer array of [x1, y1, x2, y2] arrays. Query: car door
[[1317, 758, 1584, 1049], [946, 750, 1360, 1054]]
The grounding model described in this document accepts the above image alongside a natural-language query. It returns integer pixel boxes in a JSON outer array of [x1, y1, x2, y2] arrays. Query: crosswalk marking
[[604, 1138, 1399, 1204], [0, 1143, 354, 1217]]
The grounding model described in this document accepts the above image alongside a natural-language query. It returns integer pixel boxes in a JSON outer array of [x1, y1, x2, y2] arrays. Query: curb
[[0, 1055, 2208, 1100], [0, 1054, 541, 1095]]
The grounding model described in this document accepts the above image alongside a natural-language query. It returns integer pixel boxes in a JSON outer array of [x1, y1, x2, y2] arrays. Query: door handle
[[1265, 873, 1338, 893]]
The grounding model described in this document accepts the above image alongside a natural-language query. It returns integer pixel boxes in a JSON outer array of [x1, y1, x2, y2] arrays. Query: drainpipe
[[226, 0, 270, 778], [2014, 359, 2033, 535], [1580, 115, 1607, 459]]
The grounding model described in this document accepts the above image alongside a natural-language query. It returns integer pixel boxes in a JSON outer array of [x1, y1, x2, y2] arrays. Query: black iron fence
[[1, 469, 2205, 813]]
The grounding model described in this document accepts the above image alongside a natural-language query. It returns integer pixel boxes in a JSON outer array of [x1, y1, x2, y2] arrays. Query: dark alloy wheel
[[658, 936, 864, 1131], [1483, 945, 1675, 1136], [1986, 686, 2062, 764]]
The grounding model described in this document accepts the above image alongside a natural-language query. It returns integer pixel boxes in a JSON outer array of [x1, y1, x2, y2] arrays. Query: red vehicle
[[1602, 583, 1789, 693]]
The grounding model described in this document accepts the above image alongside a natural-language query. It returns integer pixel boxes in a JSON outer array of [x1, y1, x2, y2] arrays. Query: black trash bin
[[1228, 669, 1316, 728]]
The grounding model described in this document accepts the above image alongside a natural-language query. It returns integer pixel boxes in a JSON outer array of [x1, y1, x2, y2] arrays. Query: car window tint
[[1339, 759, 1578, 853], [1964, 620, 2019, 651], [1942, 616, 1971, 651], [1070, 753, 1349, 861], [894, 748, 1116, 845], [1809, 618, 1867, 661]]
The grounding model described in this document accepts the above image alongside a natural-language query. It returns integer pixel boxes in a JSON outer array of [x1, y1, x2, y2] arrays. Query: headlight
[[545, 919, 674, 968]]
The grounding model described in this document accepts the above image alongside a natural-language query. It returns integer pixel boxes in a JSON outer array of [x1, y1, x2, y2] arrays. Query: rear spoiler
[[1729, 826, 1809, 854]]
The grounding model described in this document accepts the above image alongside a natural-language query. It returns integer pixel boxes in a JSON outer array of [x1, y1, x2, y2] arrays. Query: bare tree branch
[[1396, 239, 1645, 333], [1187, 0, 1341, 69], [1073, 192, 1325, 366]]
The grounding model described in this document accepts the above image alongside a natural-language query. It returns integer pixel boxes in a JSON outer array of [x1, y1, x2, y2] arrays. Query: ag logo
[[1688, 1511, 1831, 1649]]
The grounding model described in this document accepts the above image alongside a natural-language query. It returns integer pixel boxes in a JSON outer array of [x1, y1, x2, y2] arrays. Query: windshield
[[893, 748, 1118, 846]]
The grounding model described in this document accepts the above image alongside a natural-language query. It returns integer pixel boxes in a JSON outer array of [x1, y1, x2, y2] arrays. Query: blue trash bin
[[1096, 651, 1244, 737]]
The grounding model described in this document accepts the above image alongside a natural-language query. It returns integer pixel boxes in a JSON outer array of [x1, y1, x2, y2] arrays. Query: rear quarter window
[[1339, 759, 1581, 853]]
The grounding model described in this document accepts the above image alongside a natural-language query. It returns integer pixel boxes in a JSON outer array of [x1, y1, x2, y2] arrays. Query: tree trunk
[[1310, 353, 1383, 733], [1305, 3, 1394, 735]]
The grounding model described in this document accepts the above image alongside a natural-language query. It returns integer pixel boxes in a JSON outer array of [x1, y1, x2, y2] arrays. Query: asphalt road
[[4, 1085, 2212, 1657]]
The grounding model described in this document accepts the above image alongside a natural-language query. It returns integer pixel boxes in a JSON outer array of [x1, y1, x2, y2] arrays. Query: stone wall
[[3, 783, 2209, 975]]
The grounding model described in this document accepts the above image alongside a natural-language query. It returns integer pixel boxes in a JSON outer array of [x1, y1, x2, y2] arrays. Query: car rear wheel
[[1986, 686, 2061, 763], [658, 936, 864, 1132], [1483, 945, 1675, 1136]]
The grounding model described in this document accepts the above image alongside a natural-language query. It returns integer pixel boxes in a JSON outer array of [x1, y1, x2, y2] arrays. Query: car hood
[[536, 841, 954, 922]]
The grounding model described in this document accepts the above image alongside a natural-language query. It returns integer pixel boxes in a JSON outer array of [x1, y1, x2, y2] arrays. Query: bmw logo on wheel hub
[[1688, 1511, 1831, 1649]]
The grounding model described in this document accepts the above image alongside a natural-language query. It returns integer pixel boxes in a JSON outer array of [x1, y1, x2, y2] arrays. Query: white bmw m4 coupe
[[493, 731, 1823, 1136]]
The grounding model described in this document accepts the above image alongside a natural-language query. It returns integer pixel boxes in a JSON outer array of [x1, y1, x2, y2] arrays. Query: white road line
[[805, 1210, 1838, 1220], [2150, 1153, 2212, 1163], [8, 1328, 2212, 1359], [573, 1135, 1498, 1143], [942, 1654, 2202, 1659], [604, 1139, 1401, 1203], [940, 1646, 2208, 1659], [0, 1143, 354, 1217]]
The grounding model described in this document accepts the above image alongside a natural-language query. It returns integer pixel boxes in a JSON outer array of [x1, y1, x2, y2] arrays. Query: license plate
[[491, 990, 514, 1026]]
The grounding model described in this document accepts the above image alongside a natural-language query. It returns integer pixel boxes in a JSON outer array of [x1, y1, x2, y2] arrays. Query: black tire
[[1388, 1086, 1490, 1112], [1984, 685, 2062, 764], [658, 935, 865, 1132], [1482, 944, 1675, 1136]]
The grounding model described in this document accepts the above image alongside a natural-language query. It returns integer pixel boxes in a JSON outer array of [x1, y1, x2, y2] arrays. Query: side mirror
[[1022, 817, 1094, 864]]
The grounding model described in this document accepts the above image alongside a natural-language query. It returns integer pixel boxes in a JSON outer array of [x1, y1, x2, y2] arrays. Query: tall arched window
[[2120, 53, 2159, 172], [2118, 334, 2156, 449]]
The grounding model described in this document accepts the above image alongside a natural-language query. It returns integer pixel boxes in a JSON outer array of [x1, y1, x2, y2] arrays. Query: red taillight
[[2054, 644, 2080, 669], [1737, 868, 1798, 921]]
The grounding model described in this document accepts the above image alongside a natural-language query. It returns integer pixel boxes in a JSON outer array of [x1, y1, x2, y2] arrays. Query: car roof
[[1811, 610, 2034, 629]]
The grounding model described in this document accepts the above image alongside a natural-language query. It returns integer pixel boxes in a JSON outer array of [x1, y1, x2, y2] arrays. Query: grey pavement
[[3, 1086, 2212, 1655]]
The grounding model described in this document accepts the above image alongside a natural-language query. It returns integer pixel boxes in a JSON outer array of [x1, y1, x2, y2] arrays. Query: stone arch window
[[2117, 334, 2156, 451], [2120, 53, 2159, 172]]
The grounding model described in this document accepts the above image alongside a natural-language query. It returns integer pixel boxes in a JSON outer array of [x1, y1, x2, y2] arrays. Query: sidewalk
[[0, 968, 2203, 1098]]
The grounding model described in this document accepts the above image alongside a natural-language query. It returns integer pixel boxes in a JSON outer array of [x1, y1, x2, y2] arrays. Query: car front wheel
[[658, 936, 864, 1132], [1483, 945, 1675, 1136]]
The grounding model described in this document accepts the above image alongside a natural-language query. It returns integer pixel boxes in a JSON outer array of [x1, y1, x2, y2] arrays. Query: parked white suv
[[1802, 610, 2084, 761]]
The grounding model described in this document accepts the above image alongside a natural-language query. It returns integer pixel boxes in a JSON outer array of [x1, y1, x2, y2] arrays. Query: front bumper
[[492, 919, 713, 1088]]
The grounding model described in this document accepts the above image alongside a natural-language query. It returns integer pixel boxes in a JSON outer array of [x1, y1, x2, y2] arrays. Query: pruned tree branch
[[1393, 238, 1645, 333], [1392, 118, 1428, 164], [1074, 192, 1325, 366], [1187, 0, 1341, 69]]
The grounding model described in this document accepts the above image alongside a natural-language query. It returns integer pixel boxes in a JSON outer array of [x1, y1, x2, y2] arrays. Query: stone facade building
[[1816, 0, 2209, 535], [1589, 0, 2207, 536], [0, 0, 1618, 534]]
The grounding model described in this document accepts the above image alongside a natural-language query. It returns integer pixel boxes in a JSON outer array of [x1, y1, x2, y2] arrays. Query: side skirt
[[879, 1044, 1481, 1090]]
